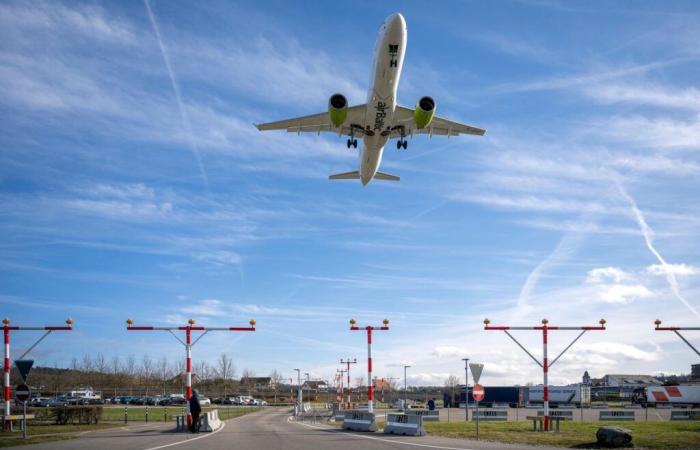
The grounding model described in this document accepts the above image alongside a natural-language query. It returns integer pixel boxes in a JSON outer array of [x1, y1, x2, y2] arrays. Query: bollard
[[145, 406, 149, 423], [164, 407, 167, 422], [124, 406, 128, 425]]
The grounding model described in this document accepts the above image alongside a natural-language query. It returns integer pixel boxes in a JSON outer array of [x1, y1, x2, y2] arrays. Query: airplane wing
[[255, 105, 367, 136], [392, 105, 486, 138]]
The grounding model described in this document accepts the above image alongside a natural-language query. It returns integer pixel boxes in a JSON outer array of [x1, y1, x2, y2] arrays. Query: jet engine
[[328, 93, 348, 127], [413, 96, 436, 129]]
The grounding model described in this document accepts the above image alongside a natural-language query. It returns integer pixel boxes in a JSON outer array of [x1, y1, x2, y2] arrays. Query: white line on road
[[140, 422, 226, 450], [297, 421, 477, 450]]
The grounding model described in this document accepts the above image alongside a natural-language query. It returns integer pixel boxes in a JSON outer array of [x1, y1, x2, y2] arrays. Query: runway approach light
[[383, 319, 390, 326], [483, 318, 490, 326], [542, 319, 549, 325], [249, 320, 256, 327], [654, 319, 662, 328], [599, 319, 606, 326], [188, 319, 195, 325], [350, 319, 356, 326], [2, 319, 8, 326], [126, 318, 134, 326]]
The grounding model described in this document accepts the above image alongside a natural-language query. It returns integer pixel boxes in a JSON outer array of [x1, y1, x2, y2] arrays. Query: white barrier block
[[384, 414, 424, 436], [200, 409, 223, 432]]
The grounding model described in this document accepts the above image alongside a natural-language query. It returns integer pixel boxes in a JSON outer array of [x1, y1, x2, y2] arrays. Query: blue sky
[[1, 0, 700, 387]]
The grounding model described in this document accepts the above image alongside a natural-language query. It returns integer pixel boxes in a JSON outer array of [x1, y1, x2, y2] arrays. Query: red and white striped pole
[[2, 318, 73, 430], [127, 318, 255, 427], [350, 318, 389, 413], [340, 358, 356, 408], [654, 319, 700, 357], [484, 318, 606, 432]]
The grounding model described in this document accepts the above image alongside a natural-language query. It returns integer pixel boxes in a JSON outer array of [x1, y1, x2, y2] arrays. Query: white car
[[199, 397, 211, 405]]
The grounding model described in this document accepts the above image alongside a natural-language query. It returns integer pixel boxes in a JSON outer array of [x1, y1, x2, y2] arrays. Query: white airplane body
[[256, 13, 485, 185]]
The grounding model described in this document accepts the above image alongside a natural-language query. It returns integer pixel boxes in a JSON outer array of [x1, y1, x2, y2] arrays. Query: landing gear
[[396, 139, 408, 150], [347, 138, 358, 148]]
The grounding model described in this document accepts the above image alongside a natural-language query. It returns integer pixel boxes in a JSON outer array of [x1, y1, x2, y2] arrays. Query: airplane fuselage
[[359, 13, 407, 185]]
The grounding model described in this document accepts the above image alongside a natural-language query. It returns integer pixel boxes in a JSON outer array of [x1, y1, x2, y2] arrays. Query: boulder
[[596, 426, 633, 448]]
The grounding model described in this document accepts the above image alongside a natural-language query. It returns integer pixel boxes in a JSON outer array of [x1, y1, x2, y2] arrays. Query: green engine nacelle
[[414, 96, 436, 129], [328, 93, 348, 127]]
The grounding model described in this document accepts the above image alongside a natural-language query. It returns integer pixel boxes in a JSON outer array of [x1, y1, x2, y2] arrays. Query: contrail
[[518, 233, 580, 308], [615, 178, 700, 318], [144, 0, 209, 189]]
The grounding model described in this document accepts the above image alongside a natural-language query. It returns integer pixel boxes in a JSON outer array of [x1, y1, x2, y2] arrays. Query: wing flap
[[393, 105, 486, 137], [256, 104, 367, 137]]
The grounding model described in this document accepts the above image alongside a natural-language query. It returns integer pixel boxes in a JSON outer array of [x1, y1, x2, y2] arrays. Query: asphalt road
[[18, 408, 563, 450]]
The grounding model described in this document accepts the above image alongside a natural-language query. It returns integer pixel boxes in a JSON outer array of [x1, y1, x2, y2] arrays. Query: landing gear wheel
[[347, 139, 352, 148], [402, 140, 408, 150], [352, 139, 358, 148], [396, 140, 402, 150]]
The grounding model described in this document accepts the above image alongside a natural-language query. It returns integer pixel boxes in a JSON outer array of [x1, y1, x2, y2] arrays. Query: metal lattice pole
[[484, 318, 606, 432], [350, 319, 389, 413], [2, 318, 73, 430], [340, 358, 357, 408], [126, 318, 255, 427]]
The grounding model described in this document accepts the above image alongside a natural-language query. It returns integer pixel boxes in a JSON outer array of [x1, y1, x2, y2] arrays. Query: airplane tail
[[374, 171, 400, 181], [329, 171, 360, 180], [328, 170, 400, 181]]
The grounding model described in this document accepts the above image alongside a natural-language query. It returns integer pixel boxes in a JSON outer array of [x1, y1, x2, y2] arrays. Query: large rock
[[596, 426, 633, 448]]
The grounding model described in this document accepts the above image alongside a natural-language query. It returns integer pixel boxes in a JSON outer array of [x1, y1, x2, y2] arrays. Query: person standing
[[189, 389, 202, 433], [427, 397, 436, 411]]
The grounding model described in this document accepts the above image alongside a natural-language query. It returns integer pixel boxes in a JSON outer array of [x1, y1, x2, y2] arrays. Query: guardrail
[[670, 410, 700, 421], [472, 410, 508, 421], [599, 410, 635, 421]]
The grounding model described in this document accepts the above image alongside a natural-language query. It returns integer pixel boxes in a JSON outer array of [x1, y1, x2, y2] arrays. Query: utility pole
[[403, 365, 410, 411], [484, 318, 605, 432], [3, 318, 73, 430], [127, 318, 255, 427], [340, 358, 357, 408], [462, 358, 469, 422], [350, 318, 389, 413], [336, 369, 346, 408]]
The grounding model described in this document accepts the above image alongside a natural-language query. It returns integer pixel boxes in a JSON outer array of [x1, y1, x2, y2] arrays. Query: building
[[302, 380, 329, 392], [602, 374, 663, 387], [582, 371, 591, 386], [692, 364, 700, 381], [240, 377, 273, 388]]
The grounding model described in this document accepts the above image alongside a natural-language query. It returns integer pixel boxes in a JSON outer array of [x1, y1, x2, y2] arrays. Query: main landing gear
[[347, 138, 358, 148], [396, 139, 408, 150]]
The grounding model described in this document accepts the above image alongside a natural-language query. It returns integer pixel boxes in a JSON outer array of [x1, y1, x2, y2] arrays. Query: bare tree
[[217, 354, 235, 397], [157, 357, 170, 395], [94, 353, 107, 374]]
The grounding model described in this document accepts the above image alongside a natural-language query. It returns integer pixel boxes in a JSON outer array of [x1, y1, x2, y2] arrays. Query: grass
[[423, 420, 700, 449], [0, 423, 117, 447], [101, 405, 261, 422]]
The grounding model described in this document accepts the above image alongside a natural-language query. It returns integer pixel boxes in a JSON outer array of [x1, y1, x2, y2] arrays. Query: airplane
[[255, 13, 485, 186]]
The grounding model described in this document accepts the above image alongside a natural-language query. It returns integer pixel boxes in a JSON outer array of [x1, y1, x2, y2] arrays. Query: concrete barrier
[[343, 410, 377, 432], [656, 403, 672, 409], [199, 409, 223, 432], [670, 410, 700, 421], [175, 415, 187, 432], [537, 410, 574, 419], [493, 403, 509, 409], [624, 404, 642, 409], [334, 412, 345, 422], [558, 404, 576, 409], [406, 409, 439, 422], [472, 410, 508, 421], [384, 414, 425, 436], [599, 410, 635, 421], [591, 403, 609, 409]]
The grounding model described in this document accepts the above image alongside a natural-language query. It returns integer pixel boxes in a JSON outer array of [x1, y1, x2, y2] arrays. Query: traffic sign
[[473, 383, 485, 402], [15, 383, 30, 402], [469, 363, 484, 384], [14, 360, 34, 383]]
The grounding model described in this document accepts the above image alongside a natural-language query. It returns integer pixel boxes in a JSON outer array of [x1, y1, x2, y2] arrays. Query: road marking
[[140, 422, 226, 450], [296, 421, 478, 450]]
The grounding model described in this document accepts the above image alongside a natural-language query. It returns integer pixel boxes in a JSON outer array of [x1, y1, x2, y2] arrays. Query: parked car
[[199, 397, 211, 406], [78, 398, 104, 405], [48, 397, 69, 407], [30, 397, 51, 407], [145, 396, 162, 406]]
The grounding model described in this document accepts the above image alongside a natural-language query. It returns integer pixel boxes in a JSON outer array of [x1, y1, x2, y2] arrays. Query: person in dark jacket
[[189, 389, 202, 433], [427, 398, 436, 411]]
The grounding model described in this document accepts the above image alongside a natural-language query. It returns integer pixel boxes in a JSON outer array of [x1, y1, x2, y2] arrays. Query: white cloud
[[595, 284, 653, 304], [586, 267, 632, 284], [431, 346, 468, 358], [647, 263, 699, 276]]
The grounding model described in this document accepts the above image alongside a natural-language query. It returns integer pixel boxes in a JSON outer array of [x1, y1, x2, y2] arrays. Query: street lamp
[[293, 369, 301, 415], [304, 372, 310, 403], [403, 365, 411, 411], [462, 358, 469, 421]]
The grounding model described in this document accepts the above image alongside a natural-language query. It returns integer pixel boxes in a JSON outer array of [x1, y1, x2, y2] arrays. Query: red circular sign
[[473, 384, 485, 402], [15, 383, 30, 402]]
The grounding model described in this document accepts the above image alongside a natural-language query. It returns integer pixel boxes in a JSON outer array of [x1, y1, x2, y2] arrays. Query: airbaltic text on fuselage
[[374, 101, 388, 131]]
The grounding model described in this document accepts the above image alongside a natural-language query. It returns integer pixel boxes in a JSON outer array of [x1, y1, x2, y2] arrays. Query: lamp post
[[484, 318, 606, 431], [340, 358, 357, 408], [403, 365, 410, 411], [304, 372, 310, 403], [127, 317, 255, 427], [293, 369, 301, 415], [350, 318, 389, 413], [2, 318, 73, 430], [462, 358, 469, 421]]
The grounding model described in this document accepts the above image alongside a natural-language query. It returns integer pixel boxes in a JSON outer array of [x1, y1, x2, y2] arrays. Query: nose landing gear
[[347, 138, 358, 148], [396, 139, 408, 150]]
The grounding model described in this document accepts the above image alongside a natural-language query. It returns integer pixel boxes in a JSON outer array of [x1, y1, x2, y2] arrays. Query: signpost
[[473, 382, 484, 439], [15, 384, 29, 439], [14, 361, 33, 384]]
